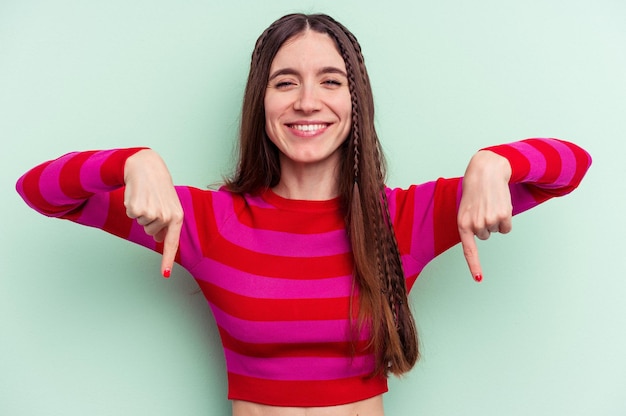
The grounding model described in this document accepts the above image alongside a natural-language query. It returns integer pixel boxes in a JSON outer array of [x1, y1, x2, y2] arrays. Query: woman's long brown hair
[[225, 13, 419, 377]]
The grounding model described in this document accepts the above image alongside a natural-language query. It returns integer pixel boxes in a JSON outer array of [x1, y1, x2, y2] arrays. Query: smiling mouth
[[288, 123, 330, 133]]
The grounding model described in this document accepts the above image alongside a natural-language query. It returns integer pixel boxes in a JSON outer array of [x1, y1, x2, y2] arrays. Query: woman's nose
[[294, 84, 321, 113]]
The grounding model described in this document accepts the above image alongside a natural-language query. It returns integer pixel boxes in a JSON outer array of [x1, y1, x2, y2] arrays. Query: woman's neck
[[272, 158, 340, 201]]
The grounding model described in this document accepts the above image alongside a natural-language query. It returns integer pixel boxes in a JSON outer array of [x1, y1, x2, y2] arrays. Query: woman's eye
[[323, 79, 342, 87], [275, 81, 296, 89]]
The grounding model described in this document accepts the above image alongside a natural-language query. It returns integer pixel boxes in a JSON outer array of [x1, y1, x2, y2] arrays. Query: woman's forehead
[[270, 30, 345, 72]]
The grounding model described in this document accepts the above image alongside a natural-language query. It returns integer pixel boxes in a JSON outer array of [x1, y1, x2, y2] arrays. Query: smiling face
[[264, 29, 352, 179]]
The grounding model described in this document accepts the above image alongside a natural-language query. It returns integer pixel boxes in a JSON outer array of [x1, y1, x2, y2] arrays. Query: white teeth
[[291, 124, 327, 132]]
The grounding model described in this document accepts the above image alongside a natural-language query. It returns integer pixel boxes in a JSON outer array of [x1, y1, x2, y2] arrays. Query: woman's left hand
[[457, 150, 513, 282]]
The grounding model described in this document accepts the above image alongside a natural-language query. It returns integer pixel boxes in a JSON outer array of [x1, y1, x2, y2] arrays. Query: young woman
[[16, 13, 591, 416]]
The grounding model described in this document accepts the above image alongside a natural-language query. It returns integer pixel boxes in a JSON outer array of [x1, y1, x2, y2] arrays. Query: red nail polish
[[473, 273, 483, 282], [163, 268, 171, 278]]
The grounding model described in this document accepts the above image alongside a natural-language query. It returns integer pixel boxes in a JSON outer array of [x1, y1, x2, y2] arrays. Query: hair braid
[[326, 18, 419, 376], [348, 77, 360, 181]]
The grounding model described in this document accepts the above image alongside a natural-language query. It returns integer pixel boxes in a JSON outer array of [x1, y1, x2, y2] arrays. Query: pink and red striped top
[[16, 138, 591, 406]]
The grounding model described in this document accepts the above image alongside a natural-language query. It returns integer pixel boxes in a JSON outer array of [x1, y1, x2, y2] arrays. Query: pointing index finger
[[460, 227, 483, 282], [161, 221, 181, 279]]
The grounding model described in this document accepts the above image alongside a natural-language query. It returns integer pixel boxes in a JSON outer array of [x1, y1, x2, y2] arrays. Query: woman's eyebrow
[[268, 68, 298, 81], [318, 66, 348, 77], [268, 66, 347, 81]]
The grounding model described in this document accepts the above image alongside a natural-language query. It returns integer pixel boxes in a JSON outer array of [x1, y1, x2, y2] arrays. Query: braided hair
[[225, 13, 419, 377]]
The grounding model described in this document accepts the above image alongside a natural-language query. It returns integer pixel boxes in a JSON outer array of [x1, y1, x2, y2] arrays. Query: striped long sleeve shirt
[[16, 138, 591, 406]]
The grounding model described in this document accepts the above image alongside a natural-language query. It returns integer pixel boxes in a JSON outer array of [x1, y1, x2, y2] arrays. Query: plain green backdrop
[[1, 0, 624, 415]]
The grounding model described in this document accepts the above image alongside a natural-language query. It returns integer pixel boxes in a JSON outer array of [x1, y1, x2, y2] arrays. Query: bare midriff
[[231, 394, 384, 416]]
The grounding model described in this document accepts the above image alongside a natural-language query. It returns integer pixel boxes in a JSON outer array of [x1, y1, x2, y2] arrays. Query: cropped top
[[16, 138, 591, 406]]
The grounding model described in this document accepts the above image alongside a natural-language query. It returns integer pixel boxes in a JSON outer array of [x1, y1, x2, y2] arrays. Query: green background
[[1, 0, 624, 415]]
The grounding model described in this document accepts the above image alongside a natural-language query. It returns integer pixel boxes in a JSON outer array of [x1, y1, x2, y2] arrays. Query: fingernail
[[473, 273, 483, 283], [163, 268, 171, 278]]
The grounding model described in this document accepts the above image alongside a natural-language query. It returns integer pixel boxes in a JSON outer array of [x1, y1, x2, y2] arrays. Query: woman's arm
[[16, 148, 184, 277], [389, 138, 592, 286], [458, 138, 592, 281]]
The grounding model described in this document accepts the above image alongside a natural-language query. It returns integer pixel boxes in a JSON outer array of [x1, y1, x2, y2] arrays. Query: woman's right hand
[[123, 149, 183, 277]]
